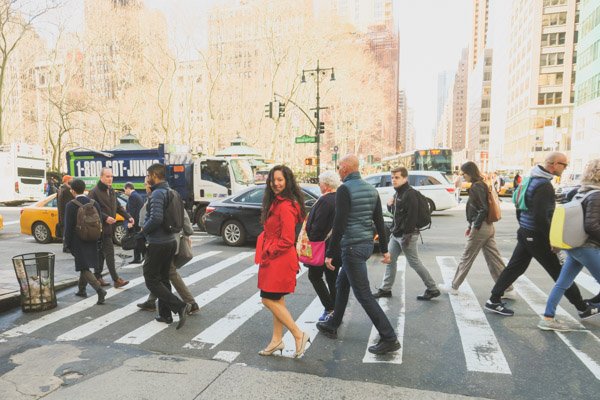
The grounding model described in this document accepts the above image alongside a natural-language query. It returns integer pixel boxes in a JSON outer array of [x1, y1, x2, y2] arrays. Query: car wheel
[[195, 207, 207, 231], [427, 198, 435, 214], [221, 220, 246, 246], [113, 224, 126, 246], [32, 222, 52, 244]]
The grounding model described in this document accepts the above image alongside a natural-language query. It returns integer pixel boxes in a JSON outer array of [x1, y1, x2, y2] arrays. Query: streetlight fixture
[[300, 59, 335, 176]]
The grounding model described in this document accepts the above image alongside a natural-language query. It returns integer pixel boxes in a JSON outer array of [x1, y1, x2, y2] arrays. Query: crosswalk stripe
[[437, 256, 511, 374], [121, 251, 221, 270], [280, 296, 322, 358], [1, 251, 222, 338], [56, 252, 253, 342], [115, 263, 258, 345], [574, 272, 600, 296], [363, 257, 406, 364], [185, 268, 308, 350], [511, 275, 600, 381]]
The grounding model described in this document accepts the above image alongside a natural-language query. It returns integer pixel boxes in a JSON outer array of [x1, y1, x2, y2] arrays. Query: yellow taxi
[[460, 178, 472, 195], [20, 193, 128, 244], [0, 213, 3, 230]]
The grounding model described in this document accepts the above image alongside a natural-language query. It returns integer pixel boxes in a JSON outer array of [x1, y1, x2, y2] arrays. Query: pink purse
[[296, 216, 331, 266]]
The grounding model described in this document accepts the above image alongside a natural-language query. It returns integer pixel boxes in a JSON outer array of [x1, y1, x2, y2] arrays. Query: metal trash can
[[12, 252, 57, 313]]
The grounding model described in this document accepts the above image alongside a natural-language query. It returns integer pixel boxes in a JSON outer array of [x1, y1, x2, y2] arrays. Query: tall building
[[469, 0, 490, 70], [398, 89, 407, 153], [328, 0, 394, 32], [503, 0, 579, 171], [572, 0, 600, 172], [435, 70, 456, 138], [467, 48, 493, 155], [452, 48, 469, 151], [406, 106, 416, 152]]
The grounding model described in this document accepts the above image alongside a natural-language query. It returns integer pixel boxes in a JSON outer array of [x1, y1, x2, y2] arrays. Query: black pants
[[490, 228, 586, 310], [143, 241, 184, 319], [95, 232, 118, 282], [308, 264, 340, 311]]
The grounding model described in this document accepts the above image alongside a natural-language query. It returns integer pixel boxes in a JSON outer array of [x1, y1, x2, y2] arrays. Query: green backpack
[[512, 177, 531, 210]]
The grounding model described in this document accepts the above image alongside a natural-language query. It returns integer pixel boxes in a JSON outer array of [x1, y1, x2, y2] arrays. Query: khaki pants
[[452, 221, 514, 291]]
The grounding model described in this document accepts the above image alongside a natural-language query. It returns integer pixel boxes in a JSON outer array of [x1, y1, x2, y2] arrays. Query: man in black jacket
[[373, 167, 440, 300], [124, 182, 145, 263], [88, 167, 133, 288], [56, 175, 74, 241]]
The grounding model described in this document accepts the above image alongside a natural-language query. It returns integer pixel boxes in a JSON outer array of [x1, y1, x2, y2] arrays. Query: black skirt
[[260, 290, 289, 300]]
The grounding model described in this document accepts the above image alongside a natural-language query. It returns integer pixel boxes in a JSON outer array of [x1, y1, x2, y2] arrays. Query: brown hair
[[391, 166, 408, 177], [460, 161, 483, 181]]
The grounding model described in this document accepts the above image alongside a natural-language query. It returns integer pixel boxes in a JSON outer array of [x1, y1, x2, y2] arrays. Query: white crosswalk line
[[280, 296, 322, 358], [1, 251, 222, 338], [115, 264, 258, 345], [363, 257, 406, 363], [511, 275, 600, 381], [437, 256, 511, 374], [185, 268, 308, 350], [55, 252, 252, 342], [574, 272, 600, 296]]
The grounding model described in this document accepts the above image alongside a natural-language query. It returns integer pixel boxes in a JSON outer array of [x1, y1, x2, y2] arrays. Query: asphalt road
[[0, 202, 599, 399]]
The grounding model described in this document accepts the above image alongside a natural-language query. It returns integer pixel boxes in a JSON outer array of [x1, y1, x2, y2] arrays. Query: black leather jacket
[[582, 189, 600, 248], [466, 180, 489, 230], [388, 183, 418, 237]]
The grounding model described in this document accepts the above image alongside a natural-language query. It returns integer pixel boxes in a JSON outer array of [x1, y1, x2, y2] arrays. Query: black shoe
[[96, 289, 107, 305], [373, 288, 392, 298], [176, 303, 192, 330], [189, 303, 200, 314], [75, 290, 87, 298], [368, 339, 401, 355], [137, 300, 156, 311], [316, 321, 338, 339], [417, 288, 441, 301], [579, 301, 600, 320], [155, 315, 173, 324], [484, 300, 514, 316]]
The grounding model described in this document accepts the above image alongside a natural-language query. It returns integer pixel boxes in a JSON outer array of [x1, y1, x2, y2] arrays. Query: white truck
[[0, 144, 47, 205]]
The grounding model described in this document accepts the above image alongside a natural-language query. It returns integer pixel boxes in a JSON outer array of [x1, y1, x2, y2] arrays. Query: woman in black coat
[[305, 170, 342, 322], [64, 179, 107, 305]]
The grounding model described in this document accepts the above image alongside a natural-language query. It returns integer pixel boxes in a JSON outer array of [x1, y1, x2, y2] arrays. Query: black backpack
[[411, 189, 432, 230], [162, 189, 184, 234]]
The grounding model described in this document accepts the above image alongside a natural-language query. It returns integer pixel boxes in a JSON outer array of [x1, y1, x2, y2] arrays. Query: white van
[[364, 170, 458, 212]]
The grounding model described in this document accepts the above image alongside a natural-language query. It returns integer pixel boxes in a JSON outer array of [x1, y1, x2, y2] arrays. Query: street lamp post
[[301, 60, 335, 176]]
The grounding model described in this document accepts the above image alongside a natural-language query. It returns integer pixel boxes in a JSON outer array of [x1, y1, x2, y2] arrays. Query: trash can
[[12, 252, 57, 313]]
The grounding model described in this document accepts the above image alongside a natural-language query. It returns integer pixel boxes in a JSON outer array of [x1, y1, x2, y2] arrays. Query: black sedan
[[205, 185, 320, 246]]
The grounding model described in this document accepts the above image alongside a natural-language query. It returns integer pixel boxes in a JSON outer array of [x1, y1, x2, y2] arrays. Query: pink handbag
[[296, 216, 330, 266]]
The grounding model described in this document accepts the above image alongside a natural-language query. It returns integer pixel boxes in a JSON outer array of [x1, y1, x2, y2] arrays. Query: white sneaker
[[502, 289, 517, 300], [438, 283, 458, 295]]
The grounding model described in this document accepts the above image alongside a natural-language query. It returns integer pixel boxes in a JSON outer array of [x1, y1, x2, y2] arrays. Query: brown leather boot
[[114, 278, 130, 288], [97, 277, 111, 287]]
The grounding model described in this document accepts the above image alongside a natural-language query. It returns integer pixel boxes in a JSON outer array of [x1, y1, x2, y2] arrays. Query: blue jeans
[[544, 247, 600, 318], [328, 241, 397, 341]]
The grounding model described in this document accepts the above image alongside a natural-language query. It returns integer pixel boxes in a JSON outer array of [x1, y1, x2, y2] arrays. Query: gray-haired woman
[[305, 170, 342, 322]]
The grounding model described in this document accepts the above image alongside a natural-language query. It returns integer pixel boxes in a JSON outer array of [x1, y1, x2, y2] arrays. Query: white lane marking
[[2, 220, 20, 226], [115, 264, 258, 345], [1, 251, 222, 338], [437, 256, 511, 374], [213, 351, 240, 363], [123, 262, 143, 269], [574, 272, 600, 296], [281, 296, 323, 358], [512, 275, 600, 381], [56, 252, 252, 342], [363, 257, 406, 363], [185, 268, 308, 350]]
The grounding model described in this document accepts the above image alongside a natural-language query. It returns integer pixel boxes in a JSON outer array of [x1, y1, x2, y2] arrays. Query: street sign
[[295, 135, 317, 144]]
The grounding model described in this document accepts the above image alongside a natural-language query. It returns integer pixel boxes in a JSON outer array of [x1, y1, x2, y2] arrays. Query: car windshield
[[303, 186, 321, 198], [230, 159, 255, 185]]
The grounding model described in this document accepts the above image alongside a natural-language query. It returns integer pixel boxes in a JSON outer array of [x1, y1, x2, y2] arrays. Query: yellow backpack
[[549, 190, 599, 249]]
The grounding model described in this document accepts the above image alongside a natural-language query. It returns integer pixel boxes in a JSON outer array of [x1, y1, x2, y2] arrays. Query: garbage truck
[[66, 144, 254, 230]]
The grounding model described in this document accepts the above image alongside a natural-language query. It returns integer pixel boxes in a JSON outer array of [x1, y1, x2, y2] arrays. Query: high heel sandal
[[293, 332, 311, 358], [258, 341, 284, 356]]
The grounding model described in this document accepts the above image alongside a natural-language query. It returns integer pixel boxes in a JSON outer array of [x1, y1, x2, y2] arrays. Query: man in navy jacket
[[124, 182, 145, 263]]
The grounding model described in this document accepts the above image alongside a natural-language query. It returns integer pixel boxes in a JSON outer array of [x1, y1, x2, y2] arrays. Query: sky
[[34, 0, 474, 150]]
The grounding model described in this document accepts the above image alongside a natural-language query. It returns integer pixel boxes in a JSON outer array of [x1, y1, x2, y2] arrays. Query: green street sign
[[295, 135, 317, 144]]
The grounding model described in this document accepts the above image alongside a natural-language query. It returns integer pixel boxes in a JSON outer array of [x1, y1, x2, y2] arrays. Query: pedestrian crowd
[[59, 152, 599, 358]]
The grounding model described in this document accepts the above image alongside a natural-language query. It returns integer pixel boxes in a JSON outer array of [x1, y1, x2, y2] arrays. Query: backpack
[[162, 189, 184, 234], [399, 188, 432, 230], [72, 199, 102, 241], [512, 176, 532, 210], [486, 182, 502, 223], [549, 190, 600, 249]]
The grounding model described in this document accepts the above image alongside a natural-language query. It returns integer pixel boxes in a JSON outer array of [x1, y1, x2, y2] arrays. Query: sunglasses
[[557, 162, 568, 167]]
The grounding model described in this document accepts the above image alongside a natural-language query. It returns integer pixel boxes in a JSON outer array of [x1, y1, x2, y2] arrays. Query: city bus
[[0, 144, 47, 204], [381, 149, 453, 176]]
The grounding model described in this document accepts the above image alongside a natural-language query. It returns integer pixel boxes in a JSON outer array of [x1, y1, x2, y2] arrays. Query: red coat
[[256, 196, 302, 293]]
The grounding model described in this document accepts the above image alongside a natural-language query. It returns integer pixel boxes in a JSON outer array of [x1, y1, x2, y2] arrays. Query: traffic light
[[304, 157, 316, 166], [278, 102, 285, 118], [264, 102, 272, 119], [318, 121, 325, 134]]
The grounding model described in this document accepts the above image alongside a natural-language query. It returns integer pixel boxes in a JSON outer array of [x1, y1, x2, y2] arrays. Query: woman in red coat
[[256, 165, 310, 358]]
